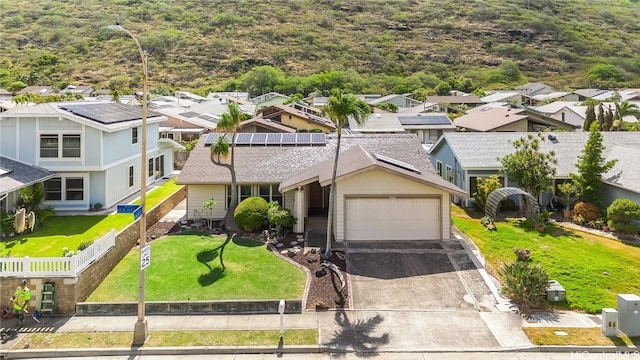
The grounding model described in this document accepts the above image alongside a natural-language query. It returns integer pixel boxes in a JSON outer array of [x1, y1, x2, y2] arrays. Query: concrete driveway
[[345, 240, 495, 311]]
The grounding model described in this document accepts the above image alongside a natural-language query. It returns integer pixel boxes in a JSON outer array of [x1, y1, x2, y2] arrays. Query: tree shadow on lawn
[[232, 236, 263, 247], [197, 234, 236, 287]]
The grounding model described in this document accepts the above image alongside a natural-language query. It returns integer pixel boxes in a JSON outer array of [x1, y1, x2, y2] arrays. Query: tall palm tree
[[613, 101, 640, 131], [210, 102, 245, 232], [323, 89, 371, 258]]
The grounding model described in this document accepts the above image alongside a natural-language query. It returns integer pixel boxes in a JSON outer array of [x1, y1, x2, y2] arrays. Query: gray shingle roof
[[432, 132, 640, 192], [398, 113, 452, 126], [0, 157, 54, 195], [178, 133, 466, 195]]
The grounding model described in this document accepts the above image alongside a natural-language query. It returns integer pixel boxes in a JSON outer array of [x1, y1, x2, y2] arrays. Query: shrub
[[572, 202, 601, 223], [473, 175, 502, 211], [499, 250, 549, 317], [608, 221, 639, 235], [267, 201, 296, 235], [607, 198, 640, 223], [233, 196, 269, 232], [1, 212, 15, 235], [77, 240, 94, 252]]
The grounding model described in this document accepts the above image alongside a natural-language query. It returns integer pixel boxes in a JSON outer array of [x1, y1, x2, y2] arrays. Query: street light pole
[[108, 24, 149, 345]]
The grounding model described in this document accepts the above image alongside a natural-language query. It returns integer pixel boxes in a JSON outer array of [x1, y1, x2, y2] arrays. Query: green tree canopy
[[499, 133, 557, 200]]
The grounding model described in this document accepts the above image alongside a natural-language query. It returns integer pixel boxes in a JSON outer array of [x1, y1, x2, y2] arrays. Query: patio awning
[[0, 157, 55, 195]]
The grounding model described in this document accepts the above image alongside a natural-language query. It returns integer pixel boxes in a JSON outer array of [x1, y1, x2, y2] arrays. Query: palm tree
[[323, 89, 371, 258], [613, 101, 640, 131], [210, 102, 245, 232]]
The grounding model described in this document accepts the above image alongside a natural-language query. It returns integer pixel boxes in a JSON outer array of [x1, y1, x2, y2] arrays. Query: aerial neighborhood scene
[[1, 0, 640, 358]]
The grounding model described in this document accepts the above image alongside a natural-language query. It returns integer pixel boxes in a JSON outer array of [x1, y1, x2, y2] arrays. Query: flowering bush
[[572, 202, 601, 224]]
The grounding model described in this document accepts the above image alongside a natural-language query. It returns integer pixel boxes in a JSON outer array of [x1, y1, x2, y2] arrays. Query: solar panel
[[266, 133, 282, 145], [297, 133, 311, 144], [311, 133, 326, 144], [235, 133, 252, 145], [60, 103, 162, 124], [204, 133, 219, 145], [252, 133, 267, 145], [372, 153, 421, 174], [282, 133, 297, 144], [398, 114, 451, 126]]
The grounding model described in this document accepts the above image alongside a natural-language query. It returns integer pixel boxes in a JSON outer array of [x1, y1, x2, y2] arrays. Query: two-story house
[[0, 102, 182, 211]]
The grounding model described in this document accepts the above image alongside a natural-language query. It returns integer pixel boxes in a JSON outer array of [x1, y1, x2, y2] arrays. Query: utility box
[[546, 280, 566, 302], [618, 294, 640, 336], [601, 308, 618, 337]]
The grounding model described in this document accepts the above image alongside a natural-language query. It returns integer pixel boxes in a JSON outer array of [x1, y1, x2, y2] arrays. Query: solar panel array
[[204, 133, 326, 146], [60, 103, 162, 124], [398, 114, 451, 126], [372, 153, 421, 174]]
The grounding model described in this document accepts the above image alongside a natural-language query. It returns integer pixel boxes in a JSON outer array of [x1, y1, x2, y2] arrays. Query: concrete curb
[[3, 344, 639, 359]]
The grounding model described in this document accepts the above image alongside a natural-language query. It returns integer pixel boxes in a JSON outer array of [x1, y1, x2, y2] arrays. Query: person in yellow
[[12, 279, 30, 329]]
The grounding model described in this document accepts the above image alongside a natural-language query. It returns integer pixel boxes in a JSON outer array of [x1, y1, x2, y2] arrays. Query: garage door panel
[[346, 197, 440, 241]]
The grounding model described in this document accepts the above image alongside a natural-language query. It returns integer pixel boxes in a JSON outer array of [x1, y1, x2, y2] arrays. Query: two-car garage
[[344, 196, 441, 241]]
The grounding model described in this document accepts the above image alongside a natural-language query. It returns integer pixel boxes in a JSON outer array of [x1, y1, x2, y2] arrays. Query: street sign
[[140, 245, 151, 270]]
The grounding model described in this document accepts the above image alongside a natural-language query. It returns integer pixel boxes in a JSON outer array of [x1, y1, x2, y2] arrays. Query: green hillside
[[1, 0, 639, 95]]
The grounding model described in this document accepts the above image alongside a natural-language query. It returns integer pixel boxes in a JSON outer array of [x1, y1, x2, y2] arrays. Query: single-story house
[[428, 132, 640, 208], [515, 82, 556, 97], [238, 117, 296, 133], [177, 133, 467, 242], [368, 94, 423, 110], [0, 156, 55, 213], [424, 95, 485, 112], [398, 113, 456, 144], [572, 89, 607, 101]]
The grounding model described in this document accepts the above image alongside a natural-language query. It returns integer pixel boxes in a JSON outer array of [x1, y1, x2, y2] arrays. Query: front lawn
[[87, 233, 306, 301], [0, 178, 183, 258], [452, 205, 640, 313]]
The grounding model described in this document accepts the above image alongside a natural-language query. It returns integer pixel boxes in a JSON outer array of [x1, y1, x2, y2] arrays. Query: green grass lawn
[[452, 205, 640, 314], [0, 178, 183, 258], [87, 233, 306, 301]]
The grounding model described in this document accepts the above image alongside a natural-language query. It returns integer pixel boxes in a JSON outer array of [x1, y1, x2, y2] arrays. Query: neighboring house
[[257, 104, 336, 133], [16, 86, 56, 97], [0, 102, 182, 211], [0, 101, 20, 113], [515, 82, 556, 97], [91, 94, 140, 105], [60, 85, 94, 98], [0, 88, 13, 101], [206, 91, 250, 102], [424, 95, 484, 112], [398, 113, 456, 145], [175, 91, 206, 103], [481, 92, 525, 105], [428, 132, 640, 208], [592, 90, 640, 102], [149, 96, 197, 109], [348, 113, 406, 134], [238, 117, 296, 133], [153, 107, 217, 142], [530, 92, 579, 105], [398, 102, 438, 113], [368, 94, 423, 110], [454, 107, 577, 132], [250, 92, 290, 111], [290, 102, 323, 117], [177, 133, 467, 242], [531, 101, 586, 128], [0, 156, 54, 213], [189, 100, 255, 118], [571, 89, 607, 101]]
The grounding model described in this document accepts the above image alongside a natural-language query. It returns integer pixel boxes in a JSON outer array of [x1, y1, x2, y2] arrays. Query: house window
[[259, 184, 284, 205], [40, 135, 59, 158], [62, 135, 81, 157], [436, 161, 443, 177], [129, 165, 134, 187], [132, 127, 138, 144], [148, 158, 154, 177], [446, 165, 454, 183], [40, 134, 81, 158], [65, 178, 84, 200], [44, 178, 62, 200], [226, 185, 253, 207]]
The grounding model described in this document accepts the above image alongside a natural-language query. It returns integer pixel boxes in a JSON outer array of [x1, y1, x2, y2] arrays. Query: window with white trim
[[43, 177, 84, 201], [436, 161, 443, 177], [129, 165, 134, 188], [148, 158, 154, 177], [446, 165, 454, 183], [259, 184, 284, 205], [40, 134, 81, 158], [226, 185, 252, 207], [132, 127, 138, 144], [44, 178, 62, 200]]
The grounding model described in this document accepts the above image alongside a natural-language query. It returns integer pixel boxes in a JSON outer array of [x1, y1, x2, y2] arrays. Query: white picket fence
[[0, 229, 116, 277]]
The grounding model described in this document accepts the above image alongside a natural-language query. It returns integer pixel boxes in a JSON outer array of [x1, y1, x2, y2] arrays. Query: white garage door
[[345, 197, 440, 241]]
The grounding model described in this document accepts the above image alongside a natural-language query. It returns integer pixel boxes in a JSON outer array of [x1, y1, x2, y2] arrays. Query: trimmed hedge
[[234, 196, 269, 232]]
